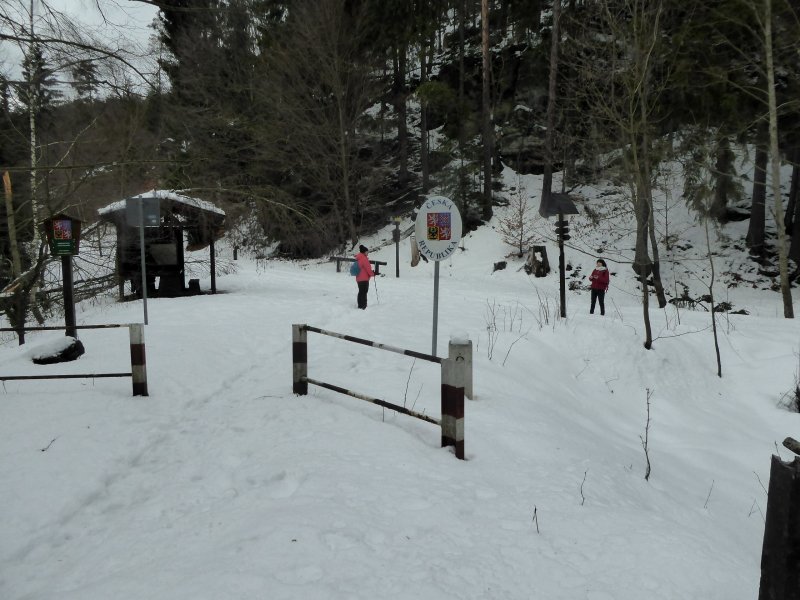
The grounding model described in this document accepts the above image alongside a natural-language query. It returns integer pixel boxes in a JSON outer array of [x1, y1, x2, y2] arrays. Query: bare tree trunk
[[783, 147, 798, 235], [420, 43, 429, 193], [746, 129, 768, 259], [395, 45, 409, 186], [642, 264, 653, 350], [458, 0, 466, 151], [337, 105, 357, 245], [27, 11, 40, 239], [787, 153, 800, 264], [480, 0, 493, 220], [712, 134, 734, 220], [541, 0, 561, 210], [704, 218, 723, 377], [2, 172, 22, 279], [764, 0, 793, 317], [647, 206, 668, 308]]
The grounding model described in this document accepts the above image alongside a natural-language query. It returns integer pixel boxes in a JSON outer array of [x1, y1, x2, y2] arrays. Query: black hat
[[359, 245, 368, 253]]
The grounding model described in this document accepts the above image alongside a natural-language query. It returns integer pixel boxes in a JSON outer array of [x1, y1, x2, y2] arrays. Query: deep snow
[[1, 172, 799, 599]]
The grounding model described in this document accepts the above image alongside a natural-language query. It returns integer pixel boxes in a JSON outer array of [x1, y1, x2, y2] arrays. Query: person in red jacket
[[589, 258, 610, 315], [355, 245, 375, 309]]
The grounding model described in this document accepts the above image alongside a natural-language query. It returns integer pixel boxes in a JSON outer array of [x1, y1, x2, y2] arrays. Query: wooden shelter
[[98, 190, 225, 298]]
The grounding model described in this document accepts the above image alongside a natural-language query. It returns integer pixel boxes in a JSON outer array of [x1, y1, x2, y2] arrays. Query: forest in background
[[1, 0, 800, 333]]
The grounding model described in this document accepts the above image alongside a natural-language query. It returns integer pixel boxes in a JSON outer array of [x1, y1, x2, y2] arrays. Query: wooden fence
[[292, 324, 470, 459], [0, 324, 148, 396]]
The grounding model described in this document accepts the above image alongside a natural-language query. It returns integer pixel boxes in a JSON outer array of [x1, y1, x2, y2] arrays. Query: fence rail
[[293, 324, 469, 459], [304, 376, 440, 425], [303, 325, 442, 364], [329, 256, 388, 275], [0, 323, 148, 396], [0, 324, 130, 332]]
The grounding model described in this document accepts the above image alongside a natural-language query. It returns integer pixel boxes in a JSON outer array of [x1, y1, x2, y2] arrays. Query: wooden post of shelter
[[758, 442, 800, 600], [210, 238, 217, 294]]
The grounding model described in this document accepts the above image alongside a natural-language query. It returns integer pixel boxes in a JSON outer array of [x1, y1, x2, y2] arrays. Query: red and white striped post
[[441, 340, 468, 459], [458, 339, 473, 400], [129, 323, 148, 396], [292, 324, 308, 395]]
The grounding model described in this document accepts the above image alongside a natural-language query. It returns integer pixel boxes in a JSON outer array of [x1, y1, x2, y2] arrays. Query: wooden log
[[783, 437, 800, 456]]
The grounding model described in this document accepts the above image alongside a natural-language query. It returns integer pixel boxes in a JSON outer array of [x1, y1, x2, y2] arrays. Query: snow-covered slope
[[1, 171, 798, 599]]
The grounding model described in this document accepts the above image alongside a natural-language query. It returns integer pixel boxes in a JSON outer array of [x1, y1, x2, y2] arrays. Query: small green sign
[[45, 216, 81, 256]]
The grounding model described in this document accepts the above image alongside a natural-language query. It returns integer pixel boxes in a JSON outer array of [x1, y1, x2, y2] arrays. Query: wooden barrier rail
[[292, 324, 469, 459], [330, 256, 388, 275], [0, 323, 148, 396]]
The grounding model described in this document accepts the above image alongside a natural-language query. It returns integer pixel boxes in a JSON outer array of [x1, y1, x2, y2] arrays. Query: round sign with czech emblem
[[414, 195, 463, 262]]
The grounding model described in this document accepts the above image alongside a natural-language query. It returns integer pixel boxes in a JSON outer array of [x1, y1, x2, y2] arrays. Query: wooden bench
[[330, 256, 387, 275]]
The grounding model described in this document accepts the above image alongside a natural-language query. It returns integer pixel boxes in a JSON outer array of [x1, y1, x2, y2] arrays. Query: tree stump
[[758, 455, 800, 600], [525, 245, 551, 277]]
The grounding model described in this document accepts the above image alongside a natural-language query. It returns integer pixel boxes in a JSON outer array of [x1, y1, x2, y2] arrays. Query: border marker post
[[129, 323, 148, 396], [442, 339, 467, 459], [292, 324, 308, 395]]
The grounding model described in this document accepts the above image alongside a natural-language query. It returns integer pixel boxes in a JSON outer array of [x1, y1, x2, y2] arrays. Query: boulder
[[31, 336, 85, 365]]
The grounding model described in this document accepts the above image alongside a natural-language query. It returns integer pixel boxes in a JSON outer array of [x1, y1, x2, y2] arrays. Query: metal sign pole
[[138, 201, 149, 325], [415, 195, 463, 358], [432, 261, 440, 355]]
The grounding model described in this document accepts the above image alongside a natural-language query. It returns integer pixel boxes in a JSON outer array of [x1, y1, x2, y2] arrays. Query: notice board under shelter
[[98, 190, 226, 298]]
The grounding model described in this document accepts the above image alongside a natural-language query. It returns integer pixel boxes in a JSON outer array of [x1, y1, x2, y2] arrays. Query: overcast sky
[[1, 0, 160, 86]]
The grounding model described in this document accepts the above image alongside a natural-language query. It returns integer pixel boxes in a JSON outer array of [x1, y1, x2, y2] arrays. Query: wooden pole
[[61, 255, 77, 338], [394, 220, 401, 278], [210, 238, 217, 294]]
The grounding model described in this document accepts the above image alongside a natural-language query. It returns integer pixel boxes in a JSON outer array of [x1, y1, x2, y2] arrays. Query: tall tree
[[562, 0, 679, 348], [258, 0, 385, 253], [763, 0, 794, 317], [480, 0, 493, 221]]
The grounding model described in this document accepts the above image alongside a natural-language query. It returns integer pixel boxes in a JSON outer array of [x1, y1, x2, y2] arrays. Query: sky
[[1, 163, 799, 599], [0, 0, 159, 86]]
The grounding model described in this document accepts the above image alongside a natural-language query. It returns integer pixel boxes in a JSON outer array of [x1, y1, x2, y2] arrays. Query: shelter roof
[[98, 189, 225, 250], [98, 189, 225, 219]]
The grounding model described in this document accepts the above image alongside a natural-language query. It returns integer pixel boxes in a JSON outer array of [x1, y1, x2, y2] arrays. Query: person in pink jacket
[[588, 258, 610, 315], [355, 245, 375, 309]]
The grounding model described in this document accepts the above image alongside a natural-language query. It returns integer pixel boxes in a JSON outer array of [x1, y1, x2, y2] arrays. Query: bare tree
[[710, 0, 799, 317], [763, 0, 793, 317], [499, 178, 539, 256], [563, 0, 676, 349], [0, 0, 159, 341], [256, 0, 386, 251]]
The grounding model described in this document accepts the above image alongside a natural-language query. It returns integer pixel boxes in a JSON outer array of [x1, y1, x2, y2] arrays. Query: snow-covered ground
[[1, 173, 799, 599]]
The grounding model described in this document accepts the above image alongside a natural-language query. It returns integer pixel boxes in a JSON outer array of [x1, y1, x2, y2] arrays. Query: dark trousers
[[590, 289, 605, 315], [357, 280, 369, 309]]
